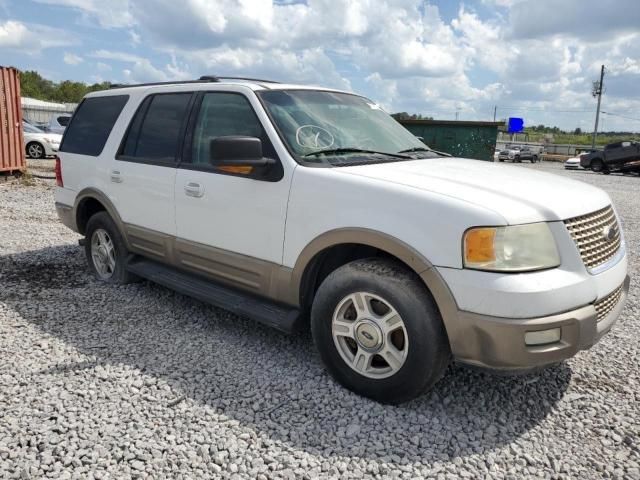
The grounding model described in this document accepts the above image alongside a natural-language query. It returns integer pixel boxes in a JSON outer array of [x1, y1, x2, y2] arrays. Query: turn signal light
[[217, 166, 254, 175], [464, 227, 496, 263]]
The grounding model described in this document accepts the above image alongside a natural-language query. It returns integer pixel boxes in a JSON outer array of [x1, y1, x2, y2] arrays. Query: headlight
[[463, 223, 560, 272]]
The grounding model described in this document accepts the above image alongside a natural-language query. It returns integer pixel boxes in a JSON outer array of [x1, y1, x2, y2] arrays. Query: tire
[[26, 142, 45, 159], [84, 211, 136, 284], [311, 258, 450, 404], [514, 155, 521, 162], [532, 155, 538, 163], [590, 159, 605, 173]]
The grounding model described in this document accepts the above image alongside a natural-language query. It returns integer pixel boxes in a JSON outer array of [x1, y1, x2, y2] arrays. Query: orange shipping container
[[0, 66, 25, 173]]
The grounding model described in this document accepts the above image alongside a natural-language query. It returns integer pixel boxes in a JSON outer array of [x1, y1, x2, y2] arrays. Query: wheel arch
[[291, 229, 438, 305], [290, 228, 459, 347], [74, 188, 126, 239]]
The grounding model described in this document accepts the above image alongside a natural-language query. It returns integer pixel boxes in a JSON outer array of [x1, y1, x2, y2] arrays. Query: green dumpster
[[398, 119, 501, 161]]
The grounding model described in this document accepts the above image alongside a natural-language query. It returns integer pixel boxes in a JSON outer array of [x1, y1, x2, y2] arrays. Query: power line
[[601, 111, 640, 122], [496, 106, 594, 113]]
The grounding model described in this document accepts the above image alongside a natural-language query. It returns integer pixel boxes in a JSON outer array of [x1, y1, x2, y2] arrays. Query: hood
[[336, 157, 611, 224], [44, 133, 62, 143], [25, 132, 62, 143]]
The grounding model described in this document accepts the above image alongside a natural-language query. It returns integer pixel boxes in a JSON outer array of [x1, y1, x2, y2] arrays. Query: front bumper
[[451, 275, 630, 370]]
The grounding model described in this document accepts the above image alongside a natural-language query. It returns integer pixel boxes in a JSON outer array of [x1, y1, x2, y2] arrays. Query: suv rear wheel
[[85, 212, 136, 284], [311, 258, 450, 404]]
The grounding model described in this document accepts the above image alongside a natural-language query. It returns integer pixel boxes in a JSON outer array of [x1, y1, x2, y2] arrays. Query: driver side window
[[191, 93, 272, 165]]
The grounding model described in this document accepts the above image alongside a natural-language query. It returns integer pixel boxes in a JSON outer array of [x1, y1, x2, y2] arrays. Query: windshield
[[23, 122, 43, 133], [257, 90, 433, 164]]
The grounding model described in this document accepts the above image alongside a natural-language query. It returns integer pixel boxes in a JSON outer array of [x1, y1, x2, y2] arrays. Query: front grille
[[594, 284, 624, 322], [564, 206, 621, 270]]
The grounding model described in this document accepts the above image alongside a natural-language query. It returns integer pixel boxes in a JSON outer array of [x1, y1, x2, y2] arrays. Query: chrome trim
[[564, 205, 623, 273]]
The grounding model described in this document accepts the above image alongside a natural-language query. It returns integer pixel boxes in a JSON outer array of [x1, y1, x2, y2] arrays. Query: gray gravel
[[0, 162, 639, 479]]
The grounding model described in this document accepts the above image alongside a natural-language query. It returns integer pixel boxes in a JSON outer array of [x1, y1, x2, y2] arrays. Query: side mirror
[[210, 136, 275, 172], [415, 136, 425, 143]]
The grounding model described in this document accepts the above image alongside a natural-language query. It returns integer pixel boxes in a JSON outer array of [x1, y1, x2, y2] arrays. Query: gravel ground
[[0, 162, 638, 479]]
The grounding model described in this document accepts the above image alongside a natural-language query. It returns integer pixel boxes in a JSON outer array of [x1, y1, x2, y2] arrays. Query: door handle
[[184, 181, 204, 198], [110, 170, 123, 183]]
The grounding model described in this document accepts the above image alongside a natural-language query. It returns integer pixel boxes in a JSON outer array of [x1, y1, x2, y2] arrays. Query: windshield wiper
[[304, 148, 411, 159], [397, 146, 432, 153], [398, 146, 452, 157]]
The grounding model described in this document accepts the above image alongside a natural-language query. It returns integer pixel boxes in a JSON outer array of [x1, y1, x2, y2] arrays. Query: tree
[[19, 70, 55, 100], [573, 127, 582, 135], [391, 112, 434, 121], [19, 70, 112, 103]]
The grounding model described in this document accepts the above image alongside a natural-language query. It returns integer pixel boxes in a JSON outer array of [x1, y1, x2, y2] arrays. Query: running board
[[126, 258, 300, 334]]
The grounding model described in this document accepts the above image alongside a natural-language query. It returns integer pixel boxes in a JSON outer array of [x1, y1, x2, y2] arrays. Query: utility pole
[[592, 64, 605, 149], [493, 105, 497, 122], [455, 107, 461, 121]]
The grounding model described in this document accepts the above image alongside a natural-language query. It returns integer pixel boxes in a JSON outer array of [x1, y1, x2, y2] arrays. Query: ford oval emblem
[[361, 331, 374, 341], [602, 225, 617, 242]]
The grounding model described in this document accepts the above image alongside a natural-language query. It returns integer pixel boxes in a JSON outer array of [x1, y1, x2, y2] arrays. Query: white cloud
[[6, 0, 639, 130], [34, 0, 133, 28], [63, 52, 83, 65], [0, 20, 75, 53]]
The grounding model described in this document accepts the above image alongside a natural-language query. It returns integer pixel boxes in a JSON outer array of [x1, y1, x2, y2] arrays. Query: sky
[[1, 0, 639, 132]]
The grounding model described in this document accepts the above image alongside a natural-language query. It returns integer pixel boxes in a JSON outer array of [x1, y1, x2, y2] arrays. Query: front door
[[174, 91, 292, 295]]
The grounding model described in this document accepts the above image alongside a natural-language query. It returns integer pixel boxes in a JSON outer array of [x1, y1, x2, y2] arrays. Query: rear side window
[[120, 93, 192, 163], [57, 116, 70, 126], [60, 95, 129, 156]]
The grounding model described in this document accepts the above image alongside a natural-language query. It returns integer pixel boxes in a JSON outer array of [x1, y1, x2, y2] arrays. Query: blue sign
[[508, 117, 524, 133]]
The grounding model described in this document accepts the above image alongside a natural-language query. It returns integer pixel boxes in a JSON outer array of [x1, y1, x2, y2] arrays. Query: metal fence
[[22, 103, 76, 128]]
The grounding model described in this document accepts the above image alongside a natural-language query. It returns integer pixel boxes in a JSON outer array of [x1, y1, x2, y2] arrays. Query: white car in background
[[23, 121, 62, 158], [564, 155, 583, 170], [564, 149, 597, 170], [47, 114, 72, 134]]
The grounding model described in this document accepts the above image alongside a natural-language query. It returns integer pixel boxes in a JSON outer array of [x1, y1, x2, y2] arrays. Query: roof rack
[[109, 75, 279, 89], [204, 76, 280, 84]]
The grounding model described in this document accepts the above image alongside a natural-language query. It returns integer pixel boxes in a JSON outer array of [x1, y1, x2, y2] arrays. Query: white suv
[[54, 76, 629, 403]]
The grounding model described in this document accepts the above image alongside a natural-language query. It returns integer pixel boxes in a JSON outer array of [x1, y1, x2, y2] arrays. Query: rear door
[[109, 92, 194, 259]]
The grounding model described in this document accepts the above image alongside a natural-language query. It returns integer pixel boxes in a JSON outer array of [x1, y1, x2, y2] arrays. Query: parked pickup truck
[[580, 141, 640, 173], [497, 145, 539, 163]]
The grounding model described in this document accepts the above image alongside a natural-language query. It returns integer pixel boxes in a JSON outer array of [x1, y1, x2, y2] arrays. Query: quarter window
[[59, 95, 129, 156]]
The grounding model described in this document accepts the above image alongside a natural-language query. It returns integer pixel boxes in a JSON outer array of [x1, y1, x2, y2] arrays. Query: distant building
[[21, 97, 76, 127]]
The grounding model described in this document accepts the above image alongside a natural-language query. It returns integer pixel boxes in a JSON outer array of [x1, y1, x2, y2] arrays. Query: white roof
[[21, 97, 76, 109], [98, 79, 351, 97]]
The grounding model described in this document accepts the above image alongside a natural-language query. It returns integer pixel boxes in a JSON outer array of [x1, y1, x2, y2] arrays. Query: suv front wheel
[[85, 212, 136, 284], [311, 258, 450, 404]]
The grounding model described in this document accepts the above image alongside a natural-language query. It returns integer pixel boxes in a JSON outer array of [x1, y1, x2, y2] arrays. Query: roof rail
[[109, 78, 220, 89], [109, 75, 280, 90], [200, 75, 279, 84]]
